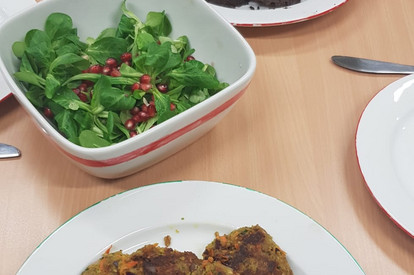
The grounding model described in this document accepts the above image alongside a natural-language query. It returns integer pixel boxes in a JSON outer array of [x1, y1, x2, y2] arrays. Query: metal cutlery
[[331, 55, 414, 74], [0, 143, 21, 159]]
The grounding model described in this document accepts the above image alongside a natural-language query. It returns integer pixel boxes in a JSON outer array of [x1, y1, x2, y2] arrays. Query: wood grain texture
[[1, 0, 413, 274]]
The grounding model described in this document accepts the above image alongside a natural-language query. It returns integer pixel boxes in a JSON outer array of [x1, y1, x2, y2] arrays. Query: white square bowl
[[0, 0, 256, 178]]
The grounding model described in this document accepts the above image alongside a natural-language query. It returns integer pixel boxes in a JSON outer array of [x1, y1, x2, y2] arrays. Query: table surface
[[1, 0, 414, 274]]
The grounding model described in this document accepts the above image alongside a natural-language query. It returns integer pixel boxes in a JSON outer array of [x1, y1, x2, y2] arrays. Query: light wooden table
[[1, 0, 414, 274]]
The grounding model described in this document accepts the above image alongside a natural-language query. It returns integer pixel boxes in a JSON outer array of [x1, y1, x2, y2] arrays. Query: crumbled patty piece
[[82, 244, 201, 275], [192, 260, 236, 275], [130, 244, 201, 274], [206, 0, 300, 9], [202, 225, 293, 275], [82, 250, 131, 275]]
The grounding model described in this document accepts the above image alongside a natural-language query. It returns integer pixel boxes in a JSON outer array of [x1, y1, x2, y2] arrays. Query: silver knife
[[0, 143, 21, 159], [331, 55, 414, 74]]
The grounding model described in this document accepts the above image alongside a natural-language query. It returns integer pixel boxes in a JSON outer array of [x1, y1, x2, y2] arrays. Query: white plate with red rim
[[17, 180, 365, 275], [208, 0, 349, 27], [356, 74, 414, 238]]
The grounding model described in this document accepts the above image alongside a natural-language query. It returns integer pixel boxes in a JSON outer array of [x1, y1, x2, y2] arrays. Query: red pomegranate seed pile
[[72, 52, 134, 103], [66, 52, 180, 138], [125, 98, 158, 136]]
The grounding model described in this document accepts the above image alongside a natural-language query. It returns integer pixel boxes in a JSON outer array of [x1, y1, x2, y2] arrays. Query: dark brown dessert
[[207, 0, 301, 9], [207, 0, 248, 8], [256, 0, 301, 8]]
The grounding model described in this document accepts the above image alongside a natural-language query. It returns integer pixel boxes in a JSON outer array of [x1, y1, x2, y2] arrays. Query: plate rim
[[355, 75, 414, 238], [207, 0, 349, 27], [17, 180, 365, 274]]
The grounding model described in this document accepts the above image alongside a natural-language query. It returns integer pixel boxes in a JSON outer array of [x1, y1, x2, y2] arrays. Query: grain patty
[[82, 225, 293, 275], [82, 244, 201, 275], [203, 225, 293, 275]]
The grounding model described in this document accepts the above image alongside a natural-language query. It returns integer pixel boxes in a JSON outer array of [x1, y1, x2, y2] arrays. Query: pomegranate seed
[[147, 105, 156, 117], [138, 111, 150, 121], [82, 69, 89, 73], [105, 58, 118, 68], [140, 74, 151, 84], [130, 106, 140, 115], [141, 104, 148, 113], [43, 107, 53, 118], [124, 119, 136, 130], [129, 131, 137, 138], [102, 66, 112, 75], [79, 83, 88, 92], [78, 93, 88, 102], [110, 69, 121, 77], [120, 52, 132, 62], [89, 65, 103, 74], [140, 83, 152, 91], [186, 55, 195, 61], [132, 114, 142, 123], [131, 82, 141, 91], [89, 65, 102, 74], [72, 88, 80, 95], [156, 83, 168, 93], [83, 80, 94, 87], [170, 103, 176, 111]]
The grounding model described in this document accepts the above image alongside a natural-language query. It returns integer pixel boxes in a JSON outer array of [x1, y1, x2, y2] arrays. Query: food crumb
[[164, 235, 171, 247]]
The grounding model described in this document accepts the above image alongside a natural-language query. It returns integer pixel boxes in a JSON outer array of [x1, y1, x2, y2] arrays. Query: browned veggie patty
[[203, 225, 293, 275], [82, 244, 201, 275], [192, 260, 236, 275], [82, 225, 293, 275]]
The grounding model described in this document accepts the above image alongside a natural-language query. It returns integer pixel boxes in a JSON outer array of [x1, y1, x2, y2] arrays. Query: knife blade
[[331, 55, 414, 74], [0, 143, 21, 159]]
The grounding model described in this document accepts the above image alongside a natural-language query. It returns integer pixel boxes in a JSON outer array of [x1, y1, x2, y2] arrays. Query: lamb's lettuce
[[12, 0, 228, 148]]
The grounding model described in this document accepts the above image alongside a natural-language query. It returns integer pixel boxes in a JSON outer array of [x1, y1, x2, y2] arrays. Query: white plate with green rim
[[17, 180, 364, 274]]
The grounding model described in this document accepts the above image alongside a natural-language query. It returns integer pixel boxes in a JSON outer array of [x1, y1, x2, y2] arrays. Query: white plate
[[207, 0, 349, 27], [356, 75, 414, 238], [17, 180, 364, 274]]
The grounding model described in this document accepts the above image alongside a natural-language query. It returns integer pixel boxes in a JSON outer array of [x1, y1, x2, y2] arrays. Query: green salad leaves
[[13, 0, 228, 148]]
